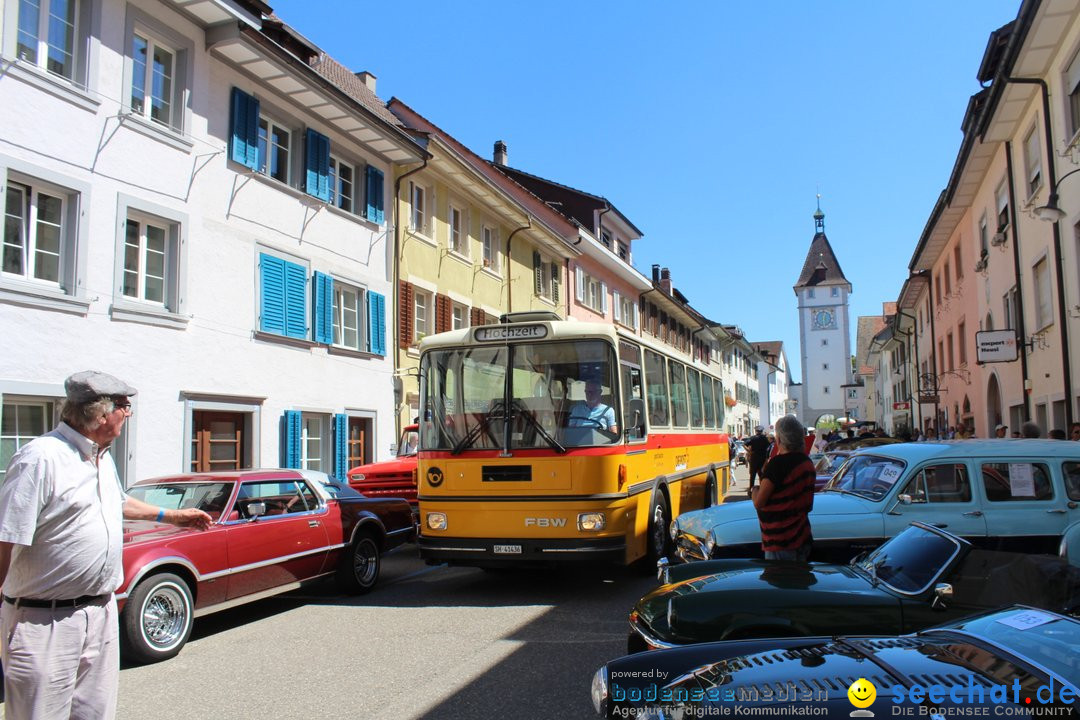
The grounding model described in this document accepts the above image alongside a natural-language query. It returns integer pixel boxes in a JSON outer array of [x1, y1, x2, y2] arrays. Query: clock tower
[[794, 203, 852, 427]]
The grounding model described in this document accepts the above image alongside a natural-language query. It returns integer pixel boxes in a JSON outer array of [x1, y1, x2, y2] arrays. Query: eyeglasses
[[113, 400, 132, 414]]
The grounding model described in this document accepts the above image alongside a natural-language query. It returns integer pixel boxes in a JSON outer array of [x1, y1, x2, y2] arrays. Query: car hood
[[122, 520, 198, 546], [605, 634, 1002, 714], [634, 562, 897, 644], [678, 491, 877, 538]]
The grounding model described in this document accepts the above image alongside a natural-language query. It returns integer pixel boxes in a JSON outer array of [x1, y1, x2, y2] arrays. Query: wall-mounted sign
[[892, 402, 910, 411], [976, 330, 1018, 363], [475, 325, 548, 342], [918, 394, 939, 404]]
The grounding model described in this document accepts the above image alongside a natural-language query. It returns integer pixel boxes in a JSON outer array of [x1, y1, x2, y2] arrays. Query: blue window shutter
[[230, 88, 259, 170], [259, 253, 286, 334], [282, 410, 302, 468], [313, 271, 334, 344], [283, 260, 307, 339], [305, 129, 330, 201], [365, 166, 385, 224], [367, 291, 386, 355], [333, 413, 349, 479]]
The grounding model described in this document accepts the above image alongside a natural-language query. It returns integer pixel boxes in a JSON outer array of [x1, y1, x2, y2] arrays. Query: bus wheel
[[646, 491, 671, 563], [704, 471, 718, 508]]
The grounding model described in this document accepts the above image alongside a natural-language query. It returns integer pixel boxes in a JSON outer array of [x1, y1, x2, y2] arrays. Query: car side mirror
[[898, 494, 913, 505], [931, 582, 953, 610], [247, 501, 267, 520]]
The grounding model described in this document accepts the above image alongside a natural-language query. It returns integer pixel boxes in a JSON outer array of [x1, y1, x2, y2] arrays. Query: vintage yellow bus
[[415, 312, 730, 567]]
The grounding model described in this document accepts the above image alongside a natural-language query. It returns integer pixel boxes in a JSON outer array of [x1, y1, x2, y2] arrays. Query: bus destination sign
[[474, 324, 548, 342]]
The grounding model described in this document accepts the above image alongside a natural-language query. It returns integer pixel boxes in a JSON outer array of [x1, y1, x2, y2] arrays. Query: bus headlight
[[705, 529, 716, 555], [426, 512, 447, 531], [578, 512, 606, 531], [590, 665, 609, 715]]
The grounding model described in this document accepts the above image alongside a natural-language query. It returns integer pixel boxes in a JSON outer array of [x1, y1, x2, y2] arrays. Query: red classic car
[[347, 424, 418, 510], [118, 469, 415, 664]]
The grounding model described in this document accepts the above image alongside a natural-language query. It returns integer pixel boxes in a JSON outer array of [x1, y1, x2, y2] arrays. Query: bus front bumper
[[417, 535, 627, 566]]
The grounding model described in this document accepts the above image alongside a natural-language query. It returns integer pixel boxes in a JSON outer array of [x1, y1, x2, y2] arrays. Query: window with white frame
[[831, 287, 838, 296], [979, 214, 989, 257], [482, 225, 499, 271], [600, 227, 612, 249], [257, 116, 290, 184], [1023, 124, 1042, 197], [414, 289, 433, 342], [575, 266, 605, 313], [0, 399, 54, 480], [995, 179, 1009, 231], [1033, 257, 1052, 330], [122, 213, 169, 306], [615, 293, 636, 329], [1067, 48, 1080, 139], [130, 31, 175, 127], [617, 240, 628, 260], [449, 204, 467, 255], [409, 181, 428, 234], [807, 288, 815, 298], [329, 157, 356, 213], [14, 0, 79, 80], [3, 179, 64, 285], [333, 280, 365, 352], [301, 413, 330, 471], [451, 302, 468, 330]]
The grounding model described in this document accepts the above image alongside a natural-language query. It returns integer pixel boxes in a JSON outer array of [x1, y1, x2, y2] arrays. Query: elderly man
[[751, 415, 816, 562], [0, 371, 211, 719], [567, 379, 618, 434]]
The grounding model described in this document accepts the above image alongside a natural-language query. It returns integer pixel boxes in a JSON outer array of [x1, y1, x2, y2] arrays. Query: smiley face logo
[[848, 678, 876, 709]]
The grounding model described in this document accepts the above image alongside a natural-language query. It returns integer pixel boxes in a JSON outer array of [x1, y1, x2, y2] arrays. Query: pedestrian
[[751, 415, 815, 562], [1049, 428, 1067, 440], [0, 371, 212, 719], [995, 423, 1008, 439], [1012, 431, 1022, 438], [1071, 423, 1080, 441], [1021, 421, 1042, 438], [744, 425, 771, 497]]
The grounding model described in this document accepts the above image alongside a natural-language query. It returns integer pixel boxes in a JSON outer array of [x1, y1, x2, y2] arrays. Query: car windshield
[[420, 339, 619, 451], [815, 453, 848, 475], [853, 524, 960, 594], [824, 453, 906, 500], [128, 482, 232, 521], [927, 608, 1080, 685]]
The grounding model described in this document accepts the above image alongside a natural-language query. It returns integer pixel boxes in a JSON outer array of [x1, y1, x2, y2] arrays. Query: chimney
[[660, 268, 672, 295], [355, 71, 377, 93], [493, 140, 508, 166], [651, 264, 661, 283]]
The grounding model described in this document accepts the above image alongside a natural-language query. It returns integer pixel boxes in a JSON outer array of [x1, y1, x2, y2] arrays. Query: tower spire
[[813, 194, 825, 235]]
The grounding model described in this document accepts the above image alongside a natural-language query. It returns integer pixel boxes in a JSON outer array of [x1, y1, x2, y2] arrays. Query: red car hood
[[122, 520, 197, 545]]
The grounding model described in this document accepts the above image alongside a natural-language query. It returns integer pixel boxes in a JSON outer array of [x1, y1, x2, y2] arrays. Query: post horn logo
[[426, 466, 444, 487]]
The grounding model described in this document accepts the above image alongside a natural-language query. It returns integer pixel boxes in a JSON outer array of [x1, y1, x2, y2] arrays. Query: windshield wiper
[[511, 400, 566, 453], [450, 401, 508, 455], [823, 487, 862, 498]]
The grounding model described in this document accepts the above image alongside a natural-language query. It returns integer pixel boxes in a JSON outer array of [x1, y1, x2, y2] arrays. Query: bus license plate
[[493, 544, 522, 554]]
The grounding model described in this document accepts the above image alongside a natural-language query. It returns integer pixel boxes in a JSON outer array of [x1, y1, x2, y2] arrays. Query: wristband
[[156, 508, 165, 523]]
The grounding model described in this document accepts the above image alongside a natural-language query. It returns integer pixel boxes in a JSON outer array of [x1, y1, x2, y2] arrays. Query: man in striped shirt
[[751, 414, 816, 561]]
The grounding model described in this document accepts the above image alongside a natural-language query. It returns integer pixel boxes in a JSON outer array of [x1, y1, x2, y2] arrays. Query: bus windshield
[[420, 339, 620, 451]]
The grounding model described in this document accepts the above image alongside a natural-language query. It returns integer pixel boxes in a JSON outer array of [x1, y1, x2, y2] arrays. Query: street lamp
[[1034, 168, 1080, 222]]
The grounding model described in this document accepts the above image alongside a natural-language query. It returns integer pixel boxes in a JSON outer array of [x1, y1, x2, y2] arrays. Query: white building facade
[[0, 0, 423, 483]]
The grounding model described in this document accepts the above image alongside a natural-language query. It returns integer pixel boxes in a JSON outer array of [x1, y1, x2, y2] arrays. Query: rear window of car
[[980, 462, 1053, 502], [1064, 463, 1080, 502]]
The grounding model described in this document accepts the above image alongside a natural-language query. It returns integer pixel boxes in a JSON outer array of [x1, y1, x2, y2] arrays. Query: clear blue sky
[[271, 0, 1019, 383]]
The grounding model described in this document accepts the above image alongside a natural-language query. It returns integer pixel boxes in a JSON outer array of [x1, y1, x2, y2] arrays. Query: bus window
[[620, 341, 646, 441], [669, 362, 689, 427], [686, 368, 704, 428], [702, 376, 716, 428], [644, 350, 669, 426], [714, 379, 726, 430]]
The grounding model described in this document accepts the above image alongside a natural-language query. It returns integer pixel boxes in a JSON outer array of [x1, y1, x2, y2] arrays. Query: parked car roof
[[852, 439, 1080, 463]]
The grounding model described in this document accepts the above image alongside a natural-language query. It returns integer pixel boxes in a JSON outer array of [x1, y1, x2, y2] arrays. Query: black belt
[[3, 593, 109, 610]]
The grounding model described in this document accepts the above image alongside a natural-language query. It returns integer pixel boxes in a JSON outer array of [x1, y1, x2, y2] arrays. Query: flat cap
[[65, 370, 138, 403]]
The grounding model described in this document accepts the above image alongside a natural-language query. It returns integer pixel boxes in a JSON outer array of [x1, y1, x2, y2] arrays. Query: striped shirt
[[756, 452, 815, 553]]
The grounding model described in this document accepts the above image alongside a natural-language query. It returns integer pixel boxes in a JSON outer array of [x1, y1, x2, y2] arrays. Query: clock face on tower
[[812, 308, 836, 330]]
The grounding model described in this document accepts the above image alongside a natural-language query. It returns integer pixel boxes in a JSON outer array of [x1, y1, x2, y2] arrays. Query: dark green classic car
[[628, 523, 1080, 652]]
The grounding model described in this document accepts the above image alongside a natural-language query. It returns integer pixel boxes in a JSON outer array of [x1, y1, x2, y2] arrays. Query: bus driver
[[567, 379, 619, 434]]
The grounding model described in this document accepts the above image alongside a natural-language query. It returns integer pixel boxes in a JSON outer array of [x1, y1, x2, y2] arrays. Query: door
[[978, 460, 1068, 554], [224, 478, 330, 599], [884, 463, 987, 541]]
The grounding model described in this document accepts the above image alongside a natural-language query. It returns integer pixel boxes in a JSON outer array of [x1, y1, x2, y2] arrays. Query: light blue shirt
[[568, 403, 616, 430]]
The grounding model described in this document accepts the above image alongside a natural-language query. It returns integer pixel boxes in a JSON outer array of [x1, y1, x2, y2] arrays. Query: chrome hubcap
[[142, 585, 188, 649], [354, 541, 378, 584]]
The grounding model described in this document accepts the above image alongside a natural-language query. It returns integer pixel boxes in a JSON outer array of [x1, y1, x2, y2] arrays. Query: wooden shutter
[[229, 87, 259, 170], [283, 261, 307, 339], [550, 262, 560, 305], [398, 281, 414, 349], [367, 291, 386, 355], [470, 306, 482, 327], [435, 294, 451, 333], [600, 281, 608, 315], [304, 129, 331, 201], [333, 413, 349, 478], [282, 410, 302, 469], [613, 290, 622, 323], [313, 271, 334, 344], [366, 166, 385, 223], [259, 253, 286, 335], [575, 265, 585, 301], [533, 251, 542, 295]]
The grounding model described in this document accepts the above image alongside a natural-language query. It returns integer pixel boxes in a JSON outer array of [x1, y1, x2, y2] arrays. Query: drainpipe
[[503, 217, 532, 314], [1003, 139, 1032, 422], [391, 154, 429, 436], [597, 201, 612, 246], [1005, 77, 1072, 428], [898, 309, 921, 432], [920, 269, 942, 436]]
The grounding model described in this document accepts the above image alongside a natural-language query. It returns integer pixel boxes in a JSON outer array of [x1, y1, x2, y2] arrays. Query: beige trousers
[[0, 596, 119, 720]]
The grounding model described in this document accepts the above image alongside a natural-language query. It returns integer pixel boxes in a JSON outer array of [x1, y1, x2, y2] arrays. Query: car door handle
[[308, 520, 320, 527], [1046, 509, 1068, 515], [961, 510, 983, 517]]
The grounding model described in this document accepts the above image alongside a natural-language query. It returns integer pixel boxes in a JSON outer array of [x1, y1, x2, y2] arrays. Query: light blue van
[[669, 440, 1080, 565]]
